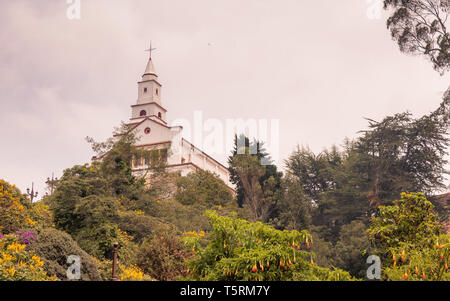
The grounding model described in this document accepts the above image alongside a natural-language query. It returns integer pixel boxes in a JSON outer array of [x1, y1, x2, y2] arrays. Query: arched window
[[156, 88, 159, 95], [140, 110, 147, 117], [158, 112, 162, 118]]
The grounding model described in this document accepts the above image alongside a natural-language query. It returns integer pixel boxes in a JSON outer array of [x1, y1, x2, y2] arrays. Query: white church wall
[[179, 139, 232, 187], [124, 54, 234, 191], [131, 104, 166, 120], [133, 120, 180, 146]]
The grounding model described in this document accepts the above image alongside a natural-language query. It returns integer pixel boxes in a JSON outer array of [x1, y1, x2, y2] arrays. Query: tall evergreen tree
[[228, 134, 282, 222]]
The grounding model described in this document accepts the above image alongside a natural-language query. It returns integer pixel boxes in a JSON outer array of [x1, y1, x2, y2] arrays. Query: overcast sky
[[1, 0, 449, 199]]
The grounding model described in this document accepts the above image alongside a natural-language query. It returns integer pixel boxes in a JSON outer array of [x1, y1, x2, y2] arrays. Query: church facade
[[117, 53, 233, 189]]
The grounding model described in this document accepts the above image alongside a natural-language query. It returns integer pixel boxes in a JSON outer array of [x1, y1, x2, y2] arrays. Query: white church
[[104, 49, 233, 189]]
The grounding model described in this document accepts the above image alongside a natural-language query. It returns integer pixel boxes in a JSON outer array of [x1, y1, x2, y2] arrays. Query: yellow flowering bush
[[118, 264, 154, 281], [120, 264, 144, 281], [0, 180, 35, 233], [182, 230, 208, 255], [29, 202, 54, 229], [183, 230, 206, 238], [0, 234, 57, 281]]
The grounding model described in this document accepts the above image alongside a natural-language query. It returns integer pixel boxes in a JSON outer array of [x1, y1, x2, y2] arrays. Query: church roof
[[181, 138, 229, 172], [143, 58, 157, 77], [125, 116, 180, 133], [131, 101, 167, 112]]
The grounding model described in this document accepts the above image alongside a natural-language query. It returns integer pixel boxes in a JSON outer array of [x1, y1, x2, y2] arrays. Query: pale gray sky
[[0, 0, 449, 199]]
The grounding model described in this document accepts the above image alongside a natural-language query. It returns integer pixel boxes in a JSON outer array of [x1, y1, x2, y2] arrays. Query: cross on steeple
[[145, 41, 156, 59]]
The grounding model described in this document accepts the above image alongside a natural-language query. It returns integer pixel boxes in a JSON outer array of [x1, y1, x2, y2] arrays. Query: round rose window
[[144, 127, 151, 134]]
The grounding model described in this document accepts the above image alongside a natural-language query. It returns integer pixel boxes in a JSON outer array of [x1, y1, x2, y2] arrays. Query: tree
[[356, 109, 449, 200], [285, 146, 341, 201], [46, 126, 161, 261], [286, 144, 369, 242], [367, 192, 449, 280], [286, 99, 450, 242], [45, 163, 108, 234], [86, 123, 152, 200], [383, 0, 450, 74], [309, 231, 335, 269], [333, 221, 371, 278], [228, 135, 283, 222], [183, 211, 355, 281], [71, 195, 122, 259], [175, 170, 234, 207], [230, 153, 266, 221], [272, 175, 313, 232]]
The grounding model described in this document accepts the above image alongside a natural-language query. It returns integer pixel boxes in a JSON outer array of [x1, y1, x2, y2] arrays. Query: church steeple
[[130, 43, 167, 123], [142, 58, 157, 79], [142, 42, 157, 80]]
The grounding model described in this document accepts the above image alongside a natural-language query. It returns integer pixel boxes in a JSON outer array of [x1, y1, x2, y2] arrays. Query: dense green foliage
[[32, 127, 236, 281], [175, 169, 234, 207], [282, 91, 449, 276], [0, 179, 51, 233], [286, 99, 449, 242], [183, 211, 355, 281], [368, 192, 449, 280], [333, 221, 371, 278], [368, 193, 441, 251], [2, 93, 449, 281], [137, 230, 191, 281], [27, 228, 101, 281], [228, 135, 283, 222], [271, 176, 313, 232], [2, 1, 450, 283]]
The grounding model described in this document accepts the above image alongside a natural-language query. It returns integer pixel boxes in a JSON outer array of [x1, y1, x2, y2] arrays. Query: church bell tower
[[131, 43, 167, 124]]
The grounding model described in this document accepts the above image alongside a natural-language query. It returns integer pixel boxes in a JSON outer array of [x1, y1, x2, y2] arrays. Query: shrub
[[0, 234, 56, 281], [368, 192, 441, 251], [119, 264, 153, 281], [368, 192, 449, 280], [0, 179, 35, 234], [136, 230, 191, 281], [183, 211, 355, 281], [30, 202, 54, 229], [26, 228, 101, 281]]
